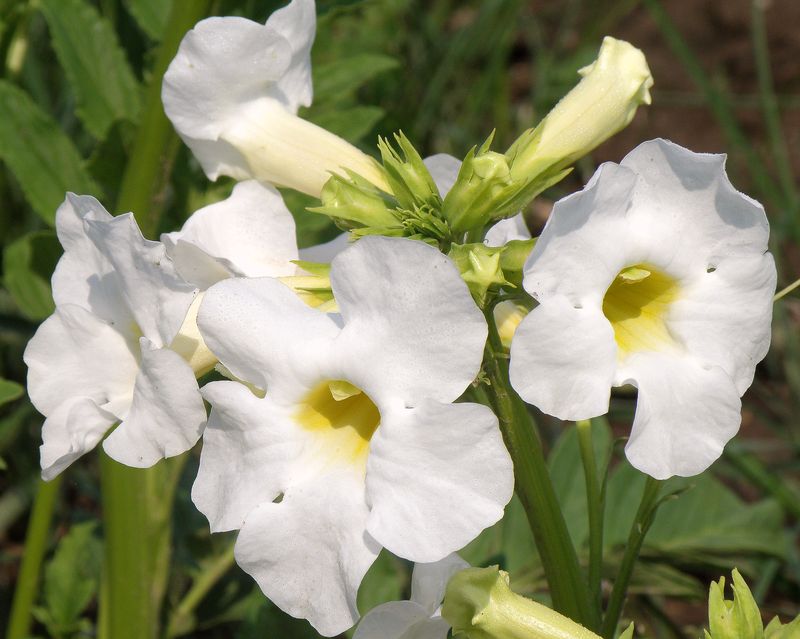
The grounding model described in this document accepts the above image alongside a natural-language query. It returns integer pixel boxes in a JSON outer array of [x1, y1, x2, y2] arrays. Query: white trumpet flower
[[162, 0, 387, 197], [509, 139, 776, 479], [193, 236, 513, 635]]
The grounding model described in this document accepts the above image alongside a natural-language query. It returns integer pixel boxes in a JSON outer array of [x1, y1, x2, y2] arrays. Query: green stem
[[165, 541, 236, 638], [601, 476, 662, 639], [751, 0, 799, 225], [774, 277, 800, 302], [482, 308, 596, 628], [99, 3, 211, 639], [6, 477, 62, 639], [577, 419, 604, 622]]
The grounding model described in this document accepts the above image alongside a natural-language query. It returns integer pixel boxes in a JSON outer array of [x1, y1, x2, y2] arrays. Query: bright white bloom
[[509, 139, 776, 479], [162, 0, 387, 197], [24, 196, 204, 478], [353, 554, 468, 639], [25, 181, 302, 479], [484, 213, 531, 247], [193, 236, 513, 635]]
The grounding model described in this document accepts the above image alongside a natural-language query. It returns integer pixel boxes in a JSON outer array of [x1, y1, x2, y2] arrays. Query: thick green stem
[[98, 3, 211, 639], [482, 308, 596, 628], [577, 419, 604, 622], [6, 476, 62, 639], [601, 476, 662, 638]]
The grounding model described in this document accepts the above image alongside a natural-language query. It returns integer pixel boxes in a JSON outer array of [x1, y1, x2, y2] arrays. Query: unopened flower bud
[[448, 244, 512, 306], [442, 566, 605, 639], [508, 37, 653, 181], [311, 173, 397, 229], [378, 132, 440, 210], [706, 569, 763, 639]]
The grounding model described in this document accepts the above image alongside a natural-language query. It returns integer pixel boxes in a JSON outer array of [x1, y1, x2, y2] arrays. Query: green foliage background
[[0, 0, 798, 637]]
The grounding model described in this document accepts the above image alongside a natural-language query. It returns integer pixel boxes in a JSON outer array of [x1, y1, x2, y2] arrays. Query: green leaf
[[312, 54, 399, 102], [3, 230, 62, 320], [0, 81, 100, 224], [40, 0, 141, 139], [39, 521, 102, 637], [307, 105, 385, 143], [0, 379, 24, 407], [122, 0, 172, 40]]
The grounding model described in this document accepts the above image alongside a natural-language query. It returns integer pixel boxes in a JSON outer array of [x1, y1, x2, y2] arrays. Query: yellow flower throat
[[602, 264, 679, 360]]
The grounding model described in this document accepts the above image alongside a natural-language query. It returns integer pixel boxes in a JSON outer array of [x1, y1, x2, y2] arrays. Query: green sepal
[[707, 569, 763, 639], [449, 244, 513, 307], [377, 131, 440, 210], [498, 238, 536, 288], [309, 171, 397, 229]]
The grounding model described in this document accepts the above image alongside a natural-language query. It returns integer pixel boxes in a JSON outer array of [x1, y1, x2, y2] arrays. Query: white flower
[[193, 236, 513, 635], [353, 554, 468, 639], [162, 0, 387, 197], [24, 195, 205, 478], [25, 181, 302, 479], [509, 138, 776, 480]]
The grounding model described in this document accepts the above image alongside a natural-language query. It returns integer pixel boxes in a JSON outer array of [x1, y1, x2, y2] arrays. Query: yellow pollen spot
[[294, 380, 380, 465], [602, 264, 679, 360]]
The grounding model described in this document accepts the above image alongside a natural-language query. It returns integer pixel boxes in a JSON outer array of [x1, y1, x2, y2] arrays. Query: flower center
[[294, 380, 381, 465], [602, 264, 679, 360]]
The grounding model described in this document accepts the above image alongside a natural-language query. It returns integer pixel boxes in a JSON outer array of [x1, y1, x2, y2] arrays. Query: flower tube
[[162, 0, 387, 197]]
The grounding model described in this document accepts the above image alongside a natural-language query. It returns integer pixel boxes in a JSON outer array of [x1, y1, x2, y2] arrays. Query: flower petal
[[83, 212, 197, 347], [192, 380, 301, 532], [234, 468, 380, 636], [24, 304, 137, 417], [620, 139, 770, 279], [354, 601, 449, 639], [266, 0, 316, 111], [162, 16, 291, 143], [670, 253, 776, 395], [484, 213, 530, 247], [411, 554, 470, 613], [331, 237, 486, 405], [366, 400, 512, 563], [197, 276, 340, 395], [40, 397, 117, 480], [621, 352, 742, 479], [163, 180, 298, 287], [521, 161, 638, 303], [51, 194, 132, 328], [423, 154, 461, 197], [102, 338, 206, 468], [299, 233, 350, 263], [509, 298, 616, 421]]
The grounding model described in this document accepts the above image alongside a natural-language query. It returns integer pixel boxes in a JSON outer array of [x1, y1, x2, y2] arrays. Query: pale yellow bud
[[170, 294, 217, 377]]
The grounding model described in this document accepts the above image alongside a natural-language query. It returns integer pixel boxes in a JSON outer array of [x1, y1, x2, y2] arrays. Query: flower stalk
[[482, 305, 597, 628]]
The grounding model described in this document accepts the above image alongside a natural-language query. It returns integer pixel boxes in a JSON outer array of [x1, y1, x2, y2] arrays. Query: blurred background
[[0, 0, 797, 637]]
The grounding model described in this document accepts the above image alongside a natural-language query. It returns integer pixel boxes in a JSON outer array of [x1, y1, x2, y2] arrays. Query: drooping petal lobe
[[510, 299, 616, 421], [411, 554, 470, 613], [366, 400, 512, 563], [234, 469, 380, 636], [266, 0, 316, 110], [102, 339, 206, 467], [192, 381, 301, 532], [484, 213, 530, 247], [354, 602, 450, 639], [40, 397, 117, 481], [621, 352, 742, 479]]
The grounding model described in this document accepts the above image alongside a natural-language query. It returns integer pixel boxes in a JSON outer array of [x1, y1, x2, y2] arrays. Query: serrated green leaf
[[41, 521, 102, 637], [0, 379, 24, 407], [3, 230, 61, 320], [122, 0, 172, 40], [0, 81, 100, 224], [40, 0, 141, 139], [307, 105, 385, 143], [313, 54, 399, 102]]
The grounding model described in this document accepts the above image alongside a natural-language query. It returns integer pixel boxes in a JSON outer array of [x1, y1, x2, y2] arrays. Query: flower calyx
[[448, 244, 514, 307]]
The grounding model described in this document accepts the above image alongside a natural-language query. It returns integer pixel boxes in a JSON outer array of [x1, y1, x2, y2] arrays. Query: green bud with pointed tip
[[442, 566, 606, 639], [442, 137, 513, 233], [764, 614, 800, 638], [310, 172, 397, 230], [378, 132, 440, 210], [707, 569, 763, 639]]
